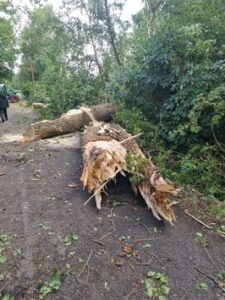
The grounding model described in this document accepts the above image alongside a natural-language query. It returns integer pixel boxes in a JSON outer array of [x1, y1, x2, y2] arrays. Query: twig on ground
[[114, 215, 133, 222], [184, 209, 213, 230], [134, 258, 153, 266], [127, 261, 135, 271], [98, 208, 116, 241], [139, 223, 152, 235], [99, 231, 113, 241], [125, 287, 146, 300], [0, 171, 7, 176], [202, 243, 220, 272], [194, 266, 222, 290], [150, 253, 162, 264], [77, 249, 93, 284], [91, 238, 106, 247], [110, 208, 116, 232], [133, 237, 161, 243], [129, 214, 153, 235], [0, 279, 11, 293]]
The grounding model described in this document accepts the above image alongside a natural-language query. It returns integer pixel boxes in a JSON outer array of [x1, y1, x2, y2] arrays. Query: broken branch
[[184, 210, 213, 230], [77, 249, 93, 284]]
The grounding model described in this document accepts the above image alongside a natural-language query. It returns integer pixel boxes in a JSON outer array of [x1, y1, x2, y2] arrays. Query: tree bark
[[104, 0, 122, 66], [81, 118, 179, 224], [80, 0, 108, 83], [29, 58, 35, 84], [144, 0, 165, 35], [23, 103, 117, 142]]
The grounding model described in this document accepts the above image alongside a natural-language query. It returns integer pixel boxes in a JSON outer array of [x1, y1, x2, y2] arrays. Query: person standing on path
[[0, 91, 9, 123]]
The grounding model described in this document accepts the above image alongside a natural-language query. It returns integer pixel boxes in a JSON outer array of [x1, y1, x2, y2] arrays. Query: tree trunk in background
[[144, 0, 165, 35], [29, 58, 35, 84], [104, 0, 122, 66], [90, 33, 108, 83], [23, 104, 117, 141], [80, 0, 108, 83]]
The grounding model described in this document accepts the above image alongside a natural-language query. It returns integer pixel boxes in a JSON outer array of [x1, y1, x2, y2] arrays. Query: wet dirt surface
[[0, 104, 225, 300]]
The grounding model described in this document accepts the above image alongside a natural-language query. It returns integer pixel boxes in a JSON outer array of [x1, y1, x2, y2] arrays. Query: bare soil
[[0, 103, 225, 300]]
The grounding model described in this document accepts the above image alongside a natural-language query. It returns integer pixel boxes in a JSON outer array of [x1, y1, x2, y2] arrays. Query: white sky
[[13, 0, 144, 21]]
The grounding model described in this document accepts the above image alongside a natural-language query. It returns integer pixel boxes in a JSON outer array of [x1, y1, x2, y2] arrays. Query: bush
[[114, 108, 225, 201]]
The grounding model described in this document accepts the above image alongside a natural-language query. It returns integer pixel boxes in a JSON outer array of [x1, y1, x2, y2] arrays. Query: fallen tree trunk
[[32, 102, 49, 110], [81, 110, 179, 224], [23, 103, 117, 141]]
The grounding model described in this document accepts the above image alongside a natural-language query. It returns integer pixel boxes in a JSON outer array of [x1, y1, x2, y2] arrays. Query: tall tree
[[103, 0, 122, 66], [0, 0, 16, 80], [19, 5, 67, 83], [62, 0, 125, 83]]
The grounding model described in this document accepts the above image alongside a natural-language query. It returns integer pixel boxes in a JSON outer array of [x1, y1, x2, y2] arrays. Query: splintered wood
[[81, 110, 179, 224]]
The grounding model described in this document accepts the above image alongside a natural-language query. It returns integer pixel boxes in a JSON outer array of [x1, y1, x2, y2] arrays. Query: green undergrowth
[[114, 108, 225, 221]]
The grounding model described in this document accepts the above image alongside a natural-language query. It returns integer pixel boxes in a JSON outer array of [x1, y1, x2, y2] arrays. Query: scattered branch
[[134, 258, 153, 266], [125, 287, 146, 300], [133, 237, 161, 243], [77, 249, 93, 284], [184, 210, 213, 230], [194, 266, 223, 291], [202, 243, 220, 272], [127, 262, 135, 271], [150, 253, 162, 265], [0, 279, 11, 293], [91, 238, 106, 247], [99, 231, 113, 241], [110, 208, 116, 232]]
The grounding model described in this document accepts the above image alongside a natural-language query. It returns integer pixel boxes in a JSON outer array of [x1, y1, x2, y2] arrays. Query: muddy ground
[[0, 103, 225, 300]]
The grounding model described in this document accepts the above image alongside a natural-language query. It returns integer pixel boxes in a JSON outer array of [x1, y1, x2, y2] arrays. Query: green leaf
[[147, 271, 155, 277], [145, 279, 153, 297], [0, 273, 5, 281], [195, 232, 203, 238], [143, 243, 151, 249], [218, 271, 225, 281], [13, 248, 22, 257], [112, 200, 121, 207], [0, 295, 11, 300], [64, 234, 78, 246], [196, 282, 208, 290], [145, 271, 170, 298], [0, 256, 7, 264]]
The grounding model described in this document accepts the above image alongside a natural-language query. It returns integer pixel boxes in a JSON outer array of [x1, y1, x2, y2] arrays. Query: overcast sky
[[13, 0, 144, 21]]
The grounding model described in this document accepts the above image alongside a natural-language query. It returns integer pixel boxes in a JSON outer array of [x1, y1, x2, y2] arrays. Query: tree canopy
[[0, 0, 16, 79]]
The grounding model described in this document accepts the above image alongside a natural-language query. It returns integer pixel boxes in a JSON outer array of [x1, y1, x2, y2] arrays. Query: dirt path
[[0, 104, 225, 300]]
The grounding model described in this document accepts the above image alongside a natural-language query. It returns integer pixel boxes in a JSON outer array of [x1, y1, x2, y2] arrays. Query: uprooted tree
[[23, 104, 179, 224]]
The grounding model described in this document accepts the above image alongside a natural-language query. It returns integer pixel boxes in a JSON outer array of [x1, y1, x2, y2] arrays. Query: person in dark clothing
[[0, 91, 9, 122]]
